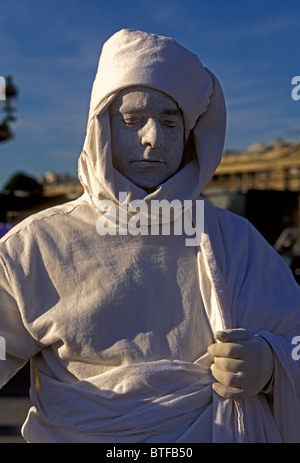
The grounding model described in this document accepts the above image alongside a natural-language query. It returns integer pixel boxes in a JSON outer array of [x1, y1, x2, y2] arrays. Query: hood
[[78, 29, 226, 210]]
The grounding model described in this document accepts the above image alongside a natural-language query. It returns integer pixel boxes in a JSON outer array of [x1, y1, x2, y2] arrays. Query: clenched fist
[[207, 328, 274, 400]]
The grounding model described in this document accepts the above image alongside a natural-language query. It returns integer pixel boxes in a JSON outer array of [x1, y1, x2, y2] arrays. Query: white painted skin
[[109, 86, 185, 192]]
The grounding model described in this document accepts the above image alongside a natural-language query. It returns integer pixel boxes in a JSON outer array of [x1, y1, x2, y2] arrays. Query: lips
[[131, 159, 165, 164]]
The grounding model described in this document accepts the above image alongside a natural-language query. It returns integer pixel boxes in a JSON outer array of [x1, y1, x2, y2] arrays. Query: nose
[[140, 118, 163, 149]]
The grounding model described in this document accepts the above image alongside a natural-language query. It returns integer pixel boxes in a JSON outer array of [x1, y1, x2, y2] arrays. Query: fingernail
[[215, 331, 227, 340]]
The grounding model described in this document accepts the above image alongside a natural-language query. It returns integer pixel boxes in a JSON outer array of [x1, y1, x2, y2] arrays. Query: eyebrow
[[117, 107, 182, 116]]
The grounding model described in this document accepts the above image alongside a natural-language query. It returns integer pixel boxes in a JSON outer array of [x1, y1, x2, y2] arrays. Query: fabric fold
[[24, 355, 213, 442]]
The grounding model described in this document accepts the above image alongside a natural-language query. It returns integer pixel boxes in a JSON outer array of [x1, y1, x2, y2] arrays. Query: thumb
[[215, 328, 254, 343]]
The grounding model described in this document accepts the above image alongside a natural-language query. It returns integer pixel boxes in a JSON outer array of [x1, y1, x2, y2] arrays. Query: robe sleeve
[[0, 250, 41, 389]]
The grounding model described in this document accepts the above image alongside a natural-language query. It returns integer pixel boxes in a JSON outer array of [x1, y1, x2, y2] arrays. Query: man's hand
[[207, 328, 274, 400]]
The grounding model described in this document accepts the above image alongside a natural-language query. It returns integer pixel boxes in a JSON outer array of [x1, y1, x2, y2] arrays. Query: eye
[[162, 119, 177, 128], [123, 116, 141, 126]]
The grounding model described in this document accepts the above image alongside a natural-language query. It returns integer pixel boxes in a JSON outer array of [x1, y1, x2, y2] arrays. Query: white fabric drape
[[0, 29, 300, 443]]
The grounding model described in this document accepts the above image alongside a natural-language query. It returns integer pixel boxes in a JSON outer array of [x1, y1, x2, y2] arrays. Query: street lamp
[[0, 118, 14, 142], [0, 75, 18, 142]]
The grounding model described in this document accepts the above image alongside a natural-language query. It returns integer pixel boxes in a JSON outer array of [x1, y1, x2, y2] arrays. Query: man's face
[[109, 86, 185, 191]]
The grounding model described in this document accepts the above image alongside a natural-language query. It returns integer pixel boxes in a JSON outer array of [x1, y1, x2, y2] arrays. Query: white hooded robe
[[0, 29, 300, 443]]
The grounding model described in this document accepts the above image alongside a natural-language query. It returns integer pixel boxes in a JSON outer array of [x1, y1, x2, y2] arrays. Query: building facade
[[205, 140, 300, 193]]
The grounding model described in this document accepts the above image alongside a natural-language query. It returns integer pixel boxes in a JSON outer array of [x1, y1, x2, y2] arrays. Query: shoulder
[[201, 197, 287, 278], [0, 197, 97, 267], [1, 197, 89, 245], [202, 197, 255, 245], [205, 199, 278, 257], [0, 196, 98, 282]]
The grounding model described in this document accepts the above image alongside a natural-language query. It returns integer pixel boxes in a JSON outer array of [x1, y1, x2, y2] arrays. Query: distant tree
[[4, 172, 43, 195]]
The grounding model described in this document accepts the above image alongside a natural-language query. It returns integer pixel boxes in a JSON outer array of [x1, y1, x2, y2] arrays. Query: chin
[[130, 176, 165, 191], [133, 181, 158, 193]]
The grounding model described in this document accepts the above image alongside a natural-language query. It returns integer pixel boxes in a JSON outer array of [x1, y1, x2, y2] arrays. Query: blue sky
[[0, 0, 300, 189]]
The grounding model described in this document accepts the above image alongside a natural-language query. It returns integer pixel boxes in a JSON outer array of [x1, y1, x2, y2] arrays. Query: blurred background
[[0, 0, 300, 442]]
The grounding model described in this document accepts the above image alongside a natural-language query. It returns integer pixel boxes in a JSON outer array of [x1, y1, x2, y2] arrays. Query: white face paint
[[109, 86, 185, 191]]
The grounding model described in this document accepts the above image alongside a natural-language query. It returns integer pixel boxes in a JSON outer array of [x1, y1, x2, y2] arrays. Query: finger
[[215, 328, 254, 343], [207, 341, 245, 359], [213, 357, 244, 373], [212, 382, 246, 400], [210, 363, 244, 388]]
